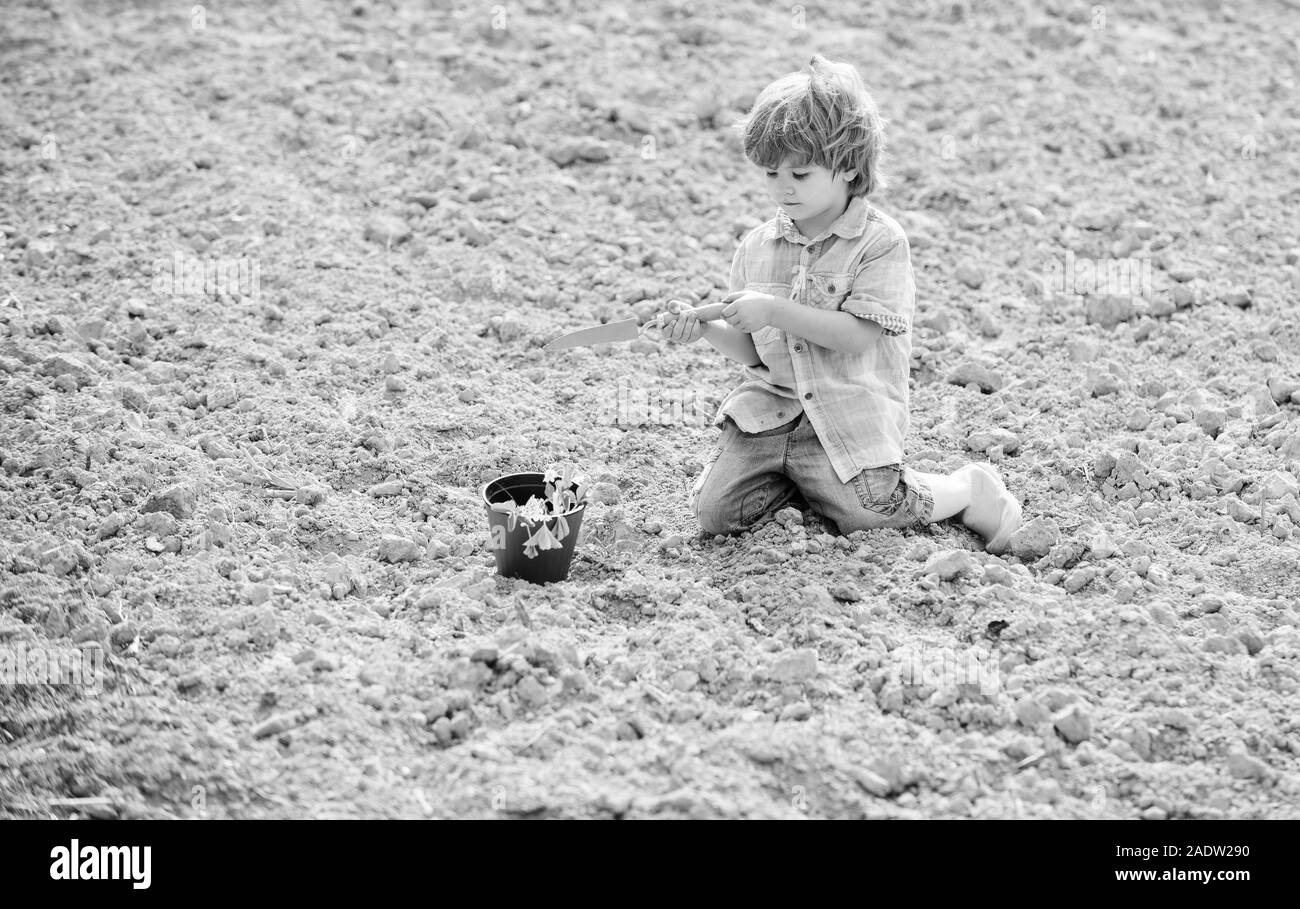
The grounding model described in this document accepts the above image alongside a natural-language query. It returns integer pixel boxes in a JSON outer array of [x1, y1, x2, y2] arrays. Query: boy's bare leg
[[911, 466, 977, 521], [912, 465, 1022, 553]]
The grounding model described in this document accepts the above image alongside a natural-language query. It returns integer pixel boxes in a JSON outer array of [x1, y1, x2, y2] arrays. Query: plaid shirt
[[714, 194, 916, 484]]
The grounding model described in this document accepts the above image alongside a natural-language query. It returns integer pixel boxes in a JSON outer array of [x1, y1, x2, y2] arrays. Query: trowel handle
[[643, 301, 730, 335], [684, 302, 728, 322]]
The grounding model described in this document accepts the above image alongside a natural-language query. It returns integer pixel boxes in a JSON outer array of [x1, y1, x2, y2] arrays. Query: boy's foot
[[964, 463, 1022, 555]]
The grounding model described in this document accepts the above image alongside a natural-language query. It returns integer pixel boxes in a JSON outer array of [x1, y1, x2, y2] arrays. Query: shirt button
[[794, 344, 803, 352], [804, 392, 813, 400]]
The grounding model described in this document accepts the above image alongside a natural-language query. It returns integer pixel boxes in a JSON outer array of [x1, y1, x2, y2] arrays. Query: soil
[[2, 0, 1299, 819]]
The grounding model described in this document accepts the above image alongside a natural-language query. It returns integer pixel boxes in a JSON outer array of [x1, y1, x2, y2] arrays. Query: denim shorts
[[691, 412, 934, 536]]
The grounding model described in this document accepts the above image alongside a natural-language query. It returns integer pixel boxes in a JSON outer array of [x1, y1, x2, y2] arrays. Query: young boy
[[659, 55, 1022, 553]]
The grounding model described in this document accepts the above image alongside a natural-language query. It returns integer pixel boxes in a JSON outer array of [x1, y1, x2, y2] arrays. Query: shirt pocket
[[808, 272, 854, 311]]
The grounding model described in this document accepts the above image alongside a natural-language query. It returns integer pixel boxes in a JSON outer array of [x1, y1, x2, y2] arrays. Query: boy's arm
[[766, 302, 882, 354], [700, 320, 760, 366], [766, 235, 912, 354], [700, 232, 760, 366]]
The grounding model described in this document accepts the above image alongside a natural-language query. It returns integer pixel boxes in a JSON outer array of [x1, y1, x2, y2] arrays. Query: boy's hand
[[655, 299, 705, 344], [720, 291, 778, 333]]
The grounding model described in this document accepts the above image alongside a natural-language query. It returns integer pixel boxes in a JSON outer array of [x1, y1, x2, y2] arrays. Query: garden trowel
[[543, 302, 728, 352]]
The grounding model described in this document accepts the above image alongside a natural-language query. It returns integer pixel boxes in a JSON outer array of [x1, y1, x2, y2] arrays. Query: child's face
[[761, 158, 857, 234]]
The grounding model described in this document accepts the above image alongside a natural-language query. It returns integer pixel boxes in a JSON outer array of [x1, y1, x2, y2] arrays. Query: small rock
[[1267, 375, 1300, 405], [1148, 602, 1176, 625], [242, 583, 272, 605], [311, 652, 341, 672], [36, 540, 93, 576], [1067, 339, 1098, 363], [25, 239, 57, 268], [1125, 408, 1152, 431], [378, 535, 421, 563], [1087, 370, 1122, 397], [966, 428, 1020, 454], [1017, 204, 1046, 225], [141, 484, 197, 520], [946, 361, 1003, 394], [361, 685, 389, 709], [588, 482, 621, 505], [364, 215, 412, 245], [252, 714, 295, 739], [671, 669, 700, 692], [1062, 566, 1096, 593], [1195, 408, 1227, 439], [1221, 287, 1252, 308], [774, 506, 803, 528], [769, 648, 819, 683], [406, 191, 441, 209], [414, 589, 450, 611], [41, 353, 97, 388], [1009, 518, 1060, 561], [516, 675, 549, 708], [109, 621, 138, 647], [1226, 751, 1270, 780], [1049, 537, 1089, 569], [1254, 341, 1279, 362], [921, 548, 978, 581], [1073, 207, 1121, 230], [71, 615, 109, 646], [1225, 496, 1258, 524], [488, 313, 527, 343], [955, 263, 985, 289], [1014, 696, 1051, 726], [1148, 296, 1175, 318], [206, 380, 238, 410], [431, 717, 454, 746], [1091, 450, 1116, 479], [854, 768, 893, 797], [96, 513, 127, 540], [547, 137, 611, 166], [1051, 703, 1092, 743], [1084, 294, 1134, 329], [367, 480, 405, 497], [1202, 635, 1246, 655], [1236, 629, 1265, 656], [461, 219, 492, 246]]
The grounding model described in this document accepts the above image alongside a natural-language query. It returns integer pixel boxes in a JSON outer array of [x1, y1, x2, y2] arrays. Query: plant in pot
[[481, 464, 588, 584]]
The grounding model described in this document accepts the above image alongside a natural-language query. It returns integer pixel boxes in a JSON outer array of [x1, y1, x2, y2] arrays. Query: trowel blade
[[542, 317, 641, 352]]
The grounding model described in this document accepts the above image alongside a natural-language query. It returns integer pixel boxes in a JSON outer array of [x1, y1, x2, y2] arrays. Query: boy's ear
[[840, 169, 859, 184]]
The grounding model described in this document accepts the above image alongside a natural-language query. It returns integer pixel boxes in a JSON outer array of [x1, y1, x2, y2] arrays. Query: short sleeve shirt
[[715, 194, 916, 485]]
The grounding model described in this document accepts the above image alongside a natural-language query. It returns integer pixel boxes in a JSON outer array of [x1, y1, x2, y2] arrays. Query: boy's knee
[[694, 486, 775, 536], [833, 466, 921, 534], [830, 510, 886, 536], [692, 487, 735, 536]]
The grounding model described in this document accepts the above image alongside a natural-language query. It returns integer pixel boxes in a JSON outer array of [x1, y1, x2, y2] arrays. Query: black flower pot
[[480, 472, 586, 584]]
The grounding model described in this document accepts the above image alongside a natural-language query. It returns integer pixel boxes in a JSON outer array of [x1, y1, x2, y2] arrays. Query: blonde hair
[[736, 55, 888, 198]]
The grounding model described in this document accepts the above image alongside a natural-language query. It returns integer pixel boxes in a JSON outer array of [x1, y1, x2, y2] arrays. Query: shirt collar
[[765, 194, 871, 246]]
